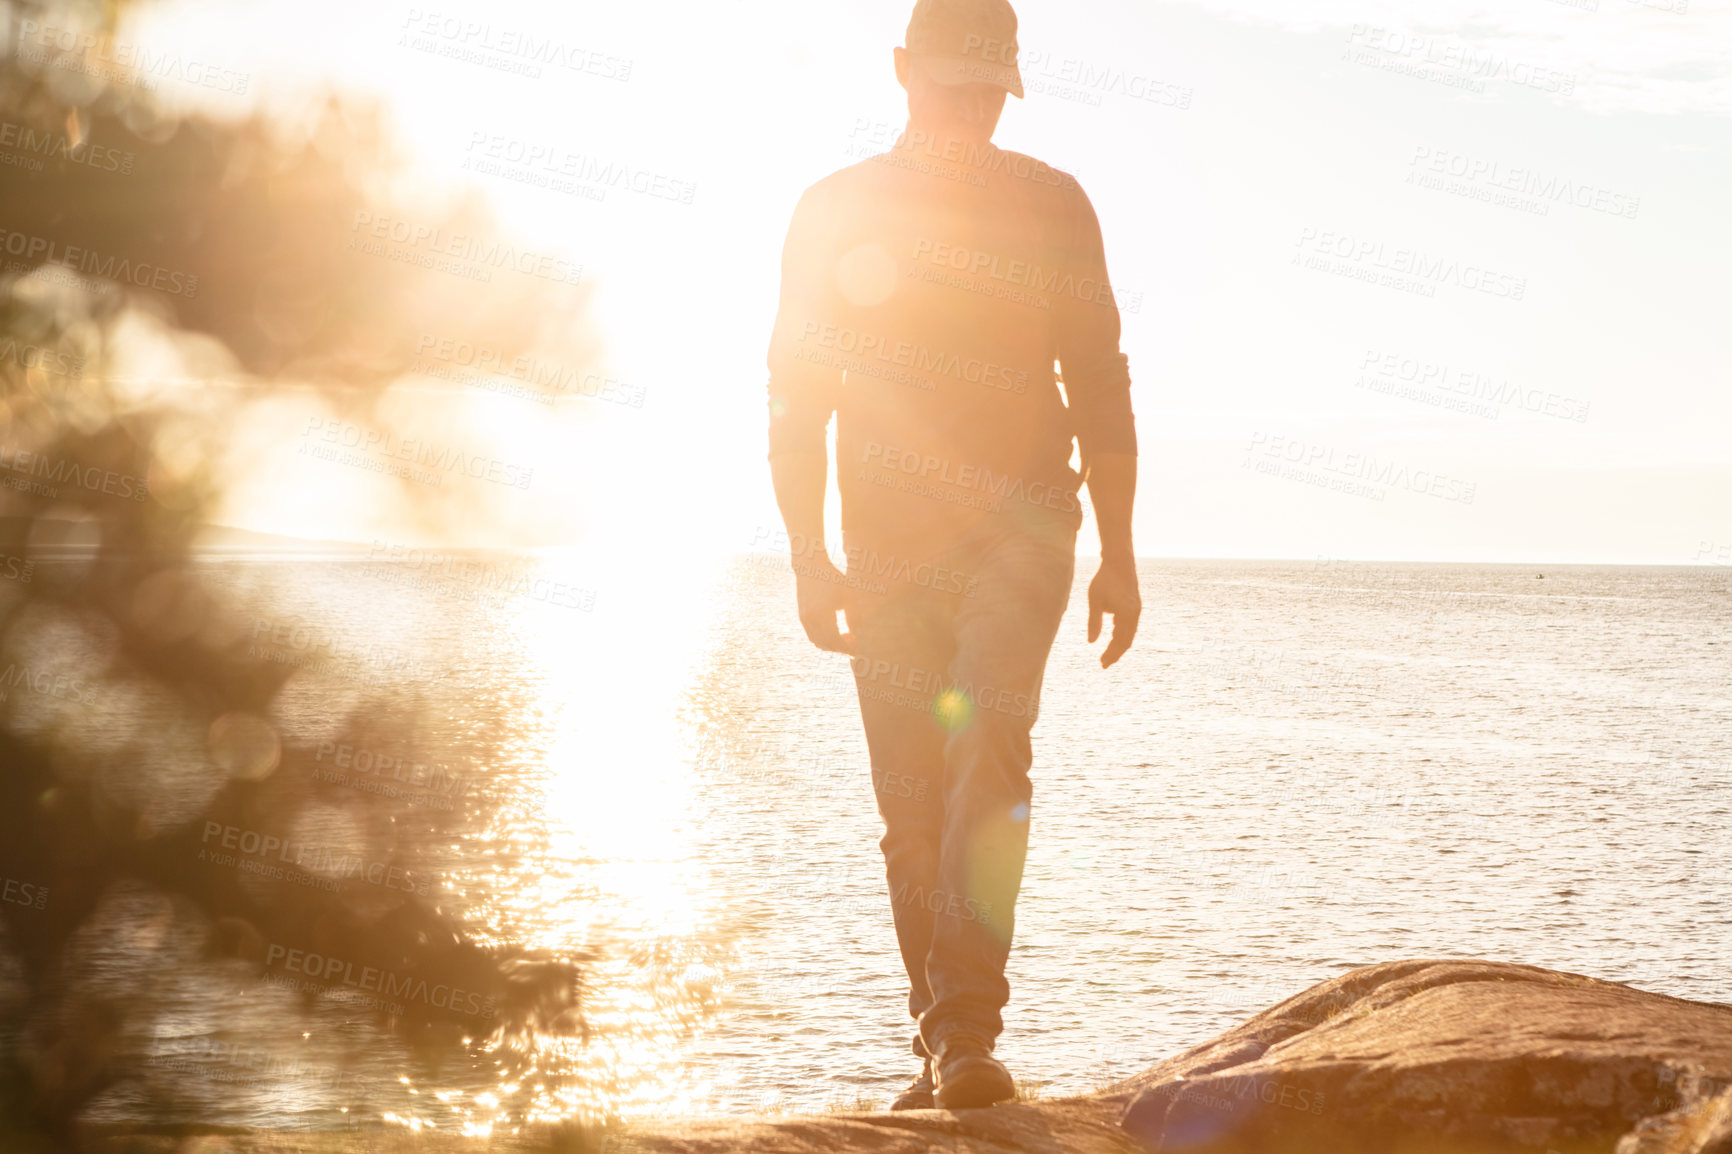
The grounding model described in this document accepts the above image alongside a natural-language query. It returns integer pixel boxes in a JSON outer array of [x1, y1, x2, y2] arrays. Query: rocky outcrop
[[1112, 958, 1732, 1154], [592, 1098, 1136, 1154], [602, 959, 1732, 1154]]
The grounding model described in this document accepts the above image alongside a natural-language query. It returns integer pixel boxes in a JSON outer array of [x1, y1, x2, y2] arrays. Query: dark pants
[[846, 504, 1079, 1058]]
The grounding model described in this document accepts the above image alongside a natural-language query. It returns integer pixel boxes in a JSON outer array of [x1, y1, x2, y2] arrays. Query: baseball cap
[[904, 0, 1024, 99]]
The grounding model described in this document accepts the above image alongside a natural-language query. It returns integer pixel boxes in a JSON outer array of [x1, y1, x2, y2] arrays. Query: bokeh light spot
[[934, 687, 973, 732]]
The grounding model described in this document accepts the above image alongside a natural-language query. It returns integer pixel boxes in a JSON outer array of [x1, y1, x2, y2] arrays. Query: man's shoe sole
[[889, 1090, 935, 1110], [934, 1061, 1015, 1109]]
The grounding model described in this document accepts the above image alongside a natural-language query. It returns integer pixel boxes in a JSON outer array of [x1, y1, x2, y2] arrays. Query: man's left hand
[[1087, 556, 1141, 669]]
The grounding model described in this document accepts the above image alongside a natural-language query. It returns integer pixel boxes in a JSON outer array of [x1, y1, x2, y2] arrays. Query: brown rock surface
[[1113, 958, 1732, 1153], [595, 959, 1732, 1153]]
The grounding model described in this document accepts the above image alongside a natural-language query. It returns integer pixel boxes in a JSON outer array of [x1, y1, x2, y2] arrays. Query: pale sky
[[125, 0, 1732, 563]]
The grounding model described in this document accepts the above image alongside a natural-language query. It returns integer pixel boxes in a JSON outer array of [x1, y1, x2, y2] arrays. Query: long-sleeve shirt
[[767, 130, 1136, 553]]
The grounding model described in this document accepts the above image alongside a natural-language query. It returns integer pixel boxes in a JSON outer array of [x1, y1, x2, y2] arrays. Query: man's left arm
[[1083, 451, 1138, 667], [1055, 184, 1140, 669]]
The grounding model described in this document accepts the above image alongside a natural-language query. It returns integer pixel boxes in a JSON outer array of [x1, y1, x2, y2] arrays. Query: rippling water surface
[[76, 556, 1732, 1133]]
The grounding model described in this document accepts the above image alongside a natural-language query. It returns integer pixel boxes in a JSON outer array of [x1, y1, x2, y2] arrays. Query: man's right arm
[[766, 188, 852, 654], [769, 451, 852, 653]]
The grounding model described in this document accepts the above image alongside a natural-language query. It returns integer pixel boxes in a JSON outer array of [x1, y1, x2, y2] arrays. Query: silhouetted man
[[766, 0, 1139, 1111]]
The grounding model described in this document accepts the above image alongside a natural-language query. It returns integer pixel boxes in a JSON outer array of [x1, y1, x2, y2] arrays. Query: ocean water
[[59, 555, 1732, 1134]]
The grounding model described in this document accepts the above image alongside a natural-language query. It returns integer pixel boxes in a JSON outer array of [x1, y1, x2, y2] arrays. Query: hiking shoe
[[889, 1059, 935, 1110], [933, 1035, 1015, 1109]]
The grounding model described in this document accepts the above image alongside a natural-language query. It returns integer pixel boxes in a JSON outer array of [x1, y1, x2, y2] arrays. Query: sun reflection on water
[[444, 549, 735, 1128]]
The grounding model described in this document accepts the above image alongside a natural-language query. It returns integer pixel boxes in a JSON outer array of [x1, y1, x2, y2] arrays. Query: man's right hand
[[794, 555, 855, 654]]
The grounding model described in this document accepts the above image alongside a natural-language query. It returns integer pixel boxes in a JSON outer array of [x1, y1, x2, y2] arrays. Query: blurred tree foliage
[[0, 0, 593, 1138]]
